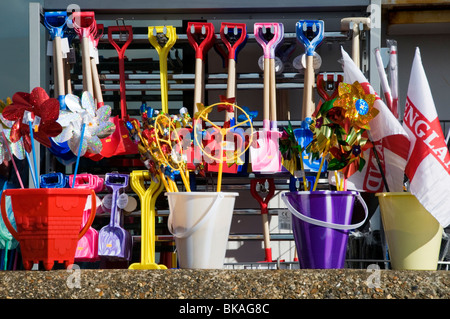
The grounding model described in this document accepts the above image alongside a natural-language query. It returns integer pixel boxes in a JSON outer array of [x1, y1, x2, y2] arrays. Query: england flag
[[402, 47, 450, 228]]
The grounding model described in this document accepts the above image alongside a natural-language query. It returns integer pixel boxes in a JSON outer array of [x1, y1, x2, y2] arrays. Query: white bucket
[[166, 192, 238, 269]]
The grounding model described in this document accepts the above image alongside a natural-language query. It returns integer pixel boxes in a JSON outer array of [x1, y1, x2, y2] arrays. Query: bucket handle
[[78, 190, 97, 240], [167, 193, 225, 239], [281, 191, 368, 230], [0, 190, 97, 241], [0, 190, 18, 240]]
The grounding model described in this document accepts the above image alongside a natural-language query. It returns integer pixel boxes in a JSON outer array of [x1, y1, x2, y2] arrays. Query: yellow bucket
[[376, 192, 443, 270]]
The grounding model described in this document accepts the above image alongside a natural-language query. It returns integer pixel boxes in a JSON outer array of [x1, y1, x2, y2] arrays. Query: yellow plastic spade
[[129, 170, 167, 269], [148, 26, 177, 114]]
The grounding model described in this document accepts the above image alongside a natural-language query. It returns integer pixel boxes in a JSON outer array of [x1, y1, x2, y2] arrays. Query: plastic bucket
[[166, 192, 238, 269], [282, 190, 368, 269], [0, 188, 96, 270], [376, 192, 443, 270]]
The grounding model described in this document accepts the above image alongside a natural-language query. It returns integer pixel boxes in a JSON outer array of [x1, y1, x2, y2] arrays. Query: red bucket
[[1, 188, 96, 270]]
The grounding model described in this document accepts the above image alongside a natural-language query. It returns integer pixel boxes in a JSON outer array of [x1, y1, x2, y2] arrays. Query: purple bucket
[[282, 191, 368, 269]]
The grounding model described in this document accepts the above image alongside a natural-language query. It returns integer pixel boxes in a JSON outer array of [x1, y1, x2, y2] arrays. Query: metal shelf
[[30, 1, 382, 265]]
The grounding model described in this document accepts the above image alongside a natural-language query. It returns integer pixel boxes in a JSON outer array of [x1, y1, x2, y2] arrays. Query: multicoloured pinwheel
[[306, 81, 379, 178], [54, 91, 115, 156]]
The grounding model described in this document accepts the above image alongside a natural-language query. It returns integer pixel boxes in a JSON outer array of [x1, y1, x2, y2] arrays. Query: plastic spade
[[251, 23, 284, 173], [72, 11, 96, 98], [340, 17, 371, 70], [186, 22, 216, 170], [220, 22, 247, 115], [98, 173, 132, 261], [316, 72, 344, 102], [250, 178, 275, 262], [45, 12, 77, 164], [109, 24, 133, 120], [83, 24, 107, 162], [91, 23, 104, 108], [206, 23, 247, 174], [129, 170, 167, 269], [294, 20, 326, 175], [70, 173, 104, 263], [40, 172, 69, 188], [44, 11, 69, 110], [148, 25, 177, 114], [297, 20, 323, 120], [187, 22, 215, 110], [99, 24, 138, 157]]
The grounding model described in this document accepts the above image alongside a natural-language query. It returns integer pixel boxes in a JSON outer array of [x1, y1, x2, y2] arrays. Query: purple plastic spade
[[98, 173, 132, 261]]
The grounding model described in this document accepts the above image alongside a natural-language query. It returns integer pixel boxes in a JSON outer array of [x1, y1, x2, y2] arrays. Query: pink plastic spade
[[71, 173, 104, 262], [251, 23, 284, 173]]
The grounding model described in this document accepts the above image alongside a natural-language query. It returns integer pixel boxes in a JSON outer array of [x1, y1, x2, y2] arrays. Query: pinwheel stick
[[72, 123, 86, 188], [25, 150, 37, 188], [298, 147, 308, 191], [28, 121, 39, 188], [312, 155, 326, 191], [334, 171, 341, 191], [1, 131, 24, 189]]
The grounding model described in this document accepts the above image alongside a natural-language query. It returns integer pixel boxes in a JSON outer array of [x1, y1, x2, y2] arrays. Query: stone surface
[[0, 269, 448, 300]]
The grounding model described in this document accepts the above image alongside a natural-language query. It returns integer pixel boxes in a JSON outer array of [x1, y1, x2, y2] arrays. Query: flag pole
[[368, 131, 390, 192]]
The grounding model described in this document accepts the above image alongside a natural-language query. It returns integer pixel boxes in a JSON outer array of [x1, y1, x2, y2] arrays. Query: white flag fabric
[[339, 47, 411, 193], [402, 47, 450, 228]]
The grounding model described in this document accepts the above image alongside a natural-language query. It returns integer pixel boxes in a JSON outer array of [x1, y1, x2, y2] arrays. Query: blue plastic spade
[[295, 20, 326, 173], [44, 11, 69, 110], [40, 172, 69, 188]]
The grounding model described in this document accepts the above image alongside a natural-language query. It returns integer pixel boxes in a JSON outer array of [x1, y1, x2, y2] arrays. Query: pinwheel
[[332, 81, 379, 132], [2, 87, 62, 154], [306, 81, 379, 183], [54, 91, 115, 157], [237, 106, 258, 126], [0, 99, 25, 163], [279, 122, 303, 176], [2, 87, 63, 187]]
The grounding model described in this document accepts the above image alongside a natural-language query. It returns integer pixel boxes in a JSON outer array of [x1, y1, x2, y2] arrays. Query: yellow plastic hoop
[[153, 113, 191, 192], [193, 102, 254, 164]]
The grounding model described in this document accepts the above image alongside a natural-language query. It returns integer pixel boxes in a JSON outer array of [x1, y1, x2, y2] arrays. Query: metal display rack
[[26, 0, 414, 269]]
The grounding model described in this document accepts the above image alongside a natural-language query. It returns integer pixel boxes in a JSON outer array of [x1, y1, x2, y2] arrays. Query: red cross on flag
[[339, 47, 411, 194], [403, 47, 450, 228]]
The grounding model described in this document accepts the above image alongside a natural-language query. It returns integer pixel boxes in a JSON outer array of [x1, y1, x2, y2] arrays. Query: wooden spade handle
[[193, 58, 204, 113], [91, 58, 103, 107], [81, 36, 94, 97], [269, 58, 277, 124], [263, 58, 270, 124], [302, 54, 315, 119], [352, 22, 360, 69], [225, 58, 237, 122], [53, 36, 66, 98]]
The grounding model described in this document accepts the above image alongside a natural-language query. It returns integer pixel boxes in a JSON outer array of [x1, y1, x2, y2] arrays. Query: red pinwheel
[[2, 87, 62, 153], [217, 95, 235, 128], [217, 95, 235, 113]]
